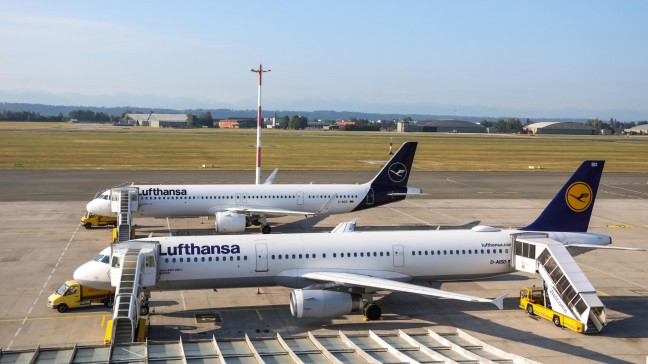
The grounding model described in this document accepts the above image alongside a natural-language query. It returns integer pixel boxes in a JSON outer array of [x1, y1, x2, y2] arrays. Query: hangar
[[623, 124, 648, 135], [126, 113, 191, 128], [398, 120, 486, 133], [523, 121, 598, 135]]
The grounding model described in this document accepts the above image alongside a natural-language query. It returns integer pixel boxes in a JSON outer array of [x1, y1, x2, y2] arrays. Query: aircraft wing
[[226, 206, 317, 217], [302, 271, 505, 310], [225, 194, 339, 217]]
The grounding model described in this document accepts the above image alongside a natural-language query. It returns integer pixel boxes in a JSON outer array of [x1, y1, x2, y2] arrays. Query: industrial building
[[398, 120, 486, 133], [125, 113, 190, 128], [523, 121, 598, 135]]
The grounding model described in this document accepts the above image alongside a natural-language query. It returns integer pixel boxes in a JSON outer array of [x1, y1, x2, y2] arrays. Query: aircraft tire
[[104, 300, 114, 308], [526, 304, 534, 316], [364, 303, 382, 321], [140, 305, 149, 316], [261, 225, 271, 234], [553, 315, 561, 327], [57, 304, 68, 313]]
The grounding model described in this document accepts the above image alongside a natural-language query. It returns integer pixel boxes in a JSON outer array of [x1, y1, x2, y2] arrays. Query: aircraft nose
[[73, 261, 112, 291], [86, 199, 110, 216]]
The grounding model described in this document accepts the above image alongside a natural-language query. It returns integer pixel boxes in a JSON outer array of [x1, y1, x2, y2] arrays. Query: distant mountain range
[[1, 101, 599, 124]]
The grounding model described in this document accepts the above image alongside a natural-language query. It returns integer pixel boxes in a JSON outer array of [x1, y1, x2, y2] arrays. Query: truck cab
[[47, 280, 114, 313]]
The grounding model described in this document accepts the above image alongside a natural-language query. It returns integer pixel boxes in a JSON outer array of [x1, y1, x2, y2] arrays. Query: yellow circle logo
[[565, 182, 593, 212]]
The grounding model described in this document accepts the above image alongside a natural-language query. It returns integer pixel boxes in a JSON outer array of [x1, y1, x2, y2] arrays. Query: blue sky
[[1, 1, 647, 120]]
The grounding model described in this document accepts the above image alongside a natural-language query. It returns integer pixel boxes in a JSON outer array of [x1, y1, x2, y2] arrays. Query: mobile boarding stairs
[[511, 232, 606, 334], [110, 187, 139, 242], [108, 241, 158, 344]]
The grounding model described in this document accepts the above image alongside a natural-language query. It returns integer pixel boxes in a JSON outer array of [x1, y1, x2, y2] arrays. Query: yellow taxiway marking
[[596, 290, 615, 299], [0, 314, 105, 323], [101, 315, 106, 327], [607, 224, 634, 228]]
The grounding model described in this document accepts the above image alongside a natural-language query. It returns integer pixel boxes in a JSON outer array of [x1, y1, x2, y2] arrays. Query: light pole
[[250, 64, 271, 185]]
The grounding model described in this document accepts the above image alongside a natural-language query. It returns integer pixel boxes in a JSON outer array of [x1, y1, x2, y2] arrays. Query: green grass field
[[0, 122, 646, 172]]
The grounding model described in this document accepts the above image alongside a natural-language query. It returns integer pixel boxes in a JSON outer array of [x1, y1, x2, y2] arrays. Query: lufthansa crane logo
[[565, 182, 593, 212], [388, 162, 407, 183]]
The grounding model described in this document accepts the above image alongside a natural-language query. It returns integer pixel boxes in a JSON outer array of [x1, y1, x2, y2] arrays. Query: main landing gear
[[363, 303, 382, 321], [261, 224, 272, 234]]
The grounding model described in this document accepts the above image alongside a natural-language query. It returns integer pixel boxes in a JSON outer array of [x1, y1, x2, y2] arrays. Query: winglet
[[491, 294, 507, 310], [315, 194, 338, 215], [331, 218, 358, 233], [264, 168, 279, 184]]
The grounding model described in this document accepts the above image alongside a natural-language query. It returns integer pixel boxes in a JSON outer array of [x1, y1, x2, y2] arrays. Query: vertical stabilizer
[[367, 142, 418, 188], [522, 160, 604, 232]]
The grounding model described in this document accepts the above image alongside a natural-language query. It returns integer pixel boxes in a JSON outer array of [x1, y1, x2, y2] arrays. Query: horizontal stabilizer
[[565, 244, 644, 252]]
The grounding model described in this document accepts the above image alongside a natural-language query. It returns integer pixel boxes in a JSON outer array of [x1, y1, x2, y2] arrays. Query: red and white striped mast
[[250, 63, 271, 185]]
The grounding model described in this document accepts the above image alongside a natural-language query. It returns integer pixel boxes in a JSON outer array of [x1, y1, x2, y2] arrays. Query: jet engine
[[289, 289, 363, 318], [214, 212, 247, 233]]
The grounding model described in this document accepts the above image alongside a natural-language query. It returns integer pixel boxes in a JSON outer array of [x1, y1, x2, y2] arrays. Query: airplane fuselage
[[137, 183, 373, 217], [78, 228, 611, 292], [89, 183, 406, 218]]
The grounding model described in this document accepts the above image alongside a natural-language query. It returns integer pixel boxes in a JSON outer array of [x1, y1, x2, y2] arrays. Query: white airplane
[[75, 160, 636, 321], [86, 142, 421, 234]]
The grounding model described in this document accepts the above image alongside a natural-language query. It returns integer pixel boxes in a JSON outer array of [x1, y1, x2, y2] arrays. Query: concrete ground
[[0, 170, 646, 363]]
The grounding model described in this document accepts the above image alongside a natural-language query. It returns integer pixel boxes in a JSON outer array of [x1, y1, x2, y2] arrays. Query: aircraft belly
[[154, 277, 277, 291]]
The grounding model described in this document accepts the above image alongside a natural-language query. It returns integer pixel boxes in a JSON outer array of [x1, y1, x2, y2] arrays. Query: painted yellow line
[[0, 314, 106, 323], [256, 309, 264, 321], [596, 290, 614, 298], [607, 225, 634, 228], [101, 315, 106, 327]]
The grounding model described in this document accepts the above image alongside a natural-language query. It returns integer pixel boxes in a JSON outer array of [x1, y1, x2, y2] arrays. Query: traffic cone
[[256, 287, 261, 294]]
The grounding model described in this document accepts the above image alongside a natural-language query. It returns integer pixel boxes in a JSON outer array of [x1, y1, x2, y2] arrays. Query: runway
[[0, 170, 646, 363]]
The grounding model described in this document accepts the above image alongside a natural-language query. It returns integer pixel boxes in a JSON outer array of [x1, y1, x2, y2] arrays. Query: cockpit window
[[93, 254, 110, 264]]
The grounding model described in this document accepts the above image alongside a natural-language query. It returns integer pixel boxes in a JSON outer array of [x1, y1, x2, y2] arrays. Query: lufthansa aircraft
[[86, 142, 420, 234], [75, 160, 635, 321]]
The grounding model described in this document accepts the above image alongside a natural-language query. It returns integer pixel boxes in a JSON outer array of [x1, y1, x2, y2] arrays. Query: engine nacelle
[[214, 212, 247, 233], [289, 289, 363, 318]]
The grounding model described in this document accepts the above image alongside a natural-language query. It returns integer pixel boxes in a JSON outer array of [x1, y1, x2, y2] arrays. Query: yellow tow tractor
[[519, 287, 584, 333]]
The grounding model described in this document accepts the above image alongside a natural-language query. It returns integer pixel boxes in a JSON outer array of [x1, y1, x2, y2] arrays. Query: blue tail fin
[[367, 142, 418, 188], [352, 142, 419, 211], [521, 160, 605, 232]]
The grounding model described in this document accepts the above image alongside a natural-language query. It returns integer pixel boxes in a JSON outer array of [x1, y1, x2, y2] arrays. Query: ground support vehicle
[[81, 213, 117, 229], [47, 280, 114, 313], [520, 286, 584, 333]]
